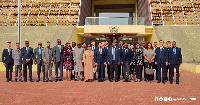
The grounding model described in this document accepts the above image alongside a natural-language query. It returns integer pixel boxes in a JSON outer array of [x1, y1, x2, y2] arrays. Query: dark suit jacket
[[121, 48, 132, 64], [107, 47, 120, 65], [2, 49, 14, 64], [94, 47, 106, 64], [34, 47, 44, 63], [155, 47, 168, 64], [104, 46, 109, 62], [21, 47, 34, 64], [169, 47, 182, 65], [53, 45, 64, 63]]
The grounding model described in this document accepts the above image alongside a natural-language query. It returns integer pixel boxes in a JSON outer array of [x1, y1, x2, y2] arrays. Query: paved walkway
[[0, 70, 199, 105]]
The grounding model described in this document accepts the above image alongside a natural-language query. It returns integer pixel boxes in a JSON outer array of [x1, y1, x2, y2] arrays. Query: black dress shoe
[[19, 80, 23, 82], [59, 79, 63, 81], [24, 80, 27, 82], [170, 82, 173, 84], [15, 79, 18, 82], [126, 80, 131, 82], [30, 80, 34, 82], [115, 80, 118, 82], [101, 80, 104, 82], [55, 79, 58, 82], [36, 80, 40, 82], [157, 81, 161, 83], [49, 80, 53, 82], [123, 80, 127, 82], [109, 79, 113, 82], [176, 82, 179, 85]]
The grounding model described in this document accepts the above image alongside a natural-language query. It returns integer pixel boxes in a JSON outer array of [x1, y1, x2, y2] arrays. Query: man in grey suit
[[53, 39, 64, 82], [12, 43, 23, 82], [34, 42, 45, 82], [42, 41, 54, 82]]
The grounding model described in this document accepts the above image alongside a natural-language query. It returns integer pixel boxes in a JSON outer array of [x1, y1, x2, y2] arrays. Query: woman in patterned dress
[[63, 45, 74, 81], [134, 43, 143, 82]]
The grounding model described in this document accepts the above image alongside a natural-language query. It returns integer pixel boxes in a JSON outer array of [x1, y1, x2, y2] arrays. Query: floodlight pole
[[18, 0, 21, 48]]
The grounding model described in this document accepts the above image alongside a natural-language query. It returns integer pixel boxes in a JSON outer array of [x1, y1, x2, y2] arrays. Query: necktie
[[113, 48, 115, 60], [27, 47, 28, 54], [59, 45, 61, 53], [100, 48, 102, 55], [173, 48, 176, 55], [160, 48, 162, 54], [8, 49, 10, 55], [39, 48, 41, 55]]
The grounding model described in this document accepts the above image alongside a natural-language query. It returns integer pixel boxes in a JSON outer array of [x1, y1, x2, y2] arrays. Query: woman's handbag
[[145, 68, 155, 75]]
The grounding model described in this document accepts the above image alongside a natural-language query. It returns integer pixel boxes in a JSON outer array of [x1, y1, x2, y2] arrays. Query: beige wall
[[84, 25, 146, 34], [144, 29, 159, 44]]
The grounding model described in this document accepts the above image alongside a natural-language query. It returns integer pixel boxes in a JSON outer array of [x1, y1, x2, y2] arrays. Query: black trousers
[[110, 61, 118, 80], [144, 62, 155, 81], [107, 64, 110, 79], [55, 61, 63, 80], [118, 64, 122, 79], [6, 62, 13, 80], [166, 65, 171, 81], [93, 66, 97, 79], [23, 63, 33, 81], [157, 63, 166, 82], [37, 60, 45, 80], [97, 62, 104, 81], [135, 65, 142, 79], [170, 64, 180, 83], [154, 64, 157, 80]]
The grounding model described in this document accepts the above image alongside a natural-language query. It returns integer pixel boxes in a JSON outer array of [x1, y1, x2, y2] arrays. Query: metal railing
[[85, 17, 145, 25]]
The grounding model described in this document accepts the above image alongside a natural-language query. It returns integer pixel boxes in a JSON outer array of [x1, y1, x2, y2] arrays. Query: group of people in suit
[[2, 39, 182, 85]]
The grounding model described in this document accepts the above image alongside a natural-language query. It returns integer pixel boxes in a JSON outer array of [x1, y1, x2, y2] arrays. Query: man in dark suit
[[166, 41, 171, 81], [117, 41, 124, 80], [3, 42, 14, 82], [53, 39, 64, 82], [95, 42, 106, 82], [107, 43, 120, 82], [21, 41, 34, 82], [155, 40, 168, 84], [34, 42, 45, 82], [169, 41, 182, 85], [104, 41, 109, 79], [121, 43, 133, 82]]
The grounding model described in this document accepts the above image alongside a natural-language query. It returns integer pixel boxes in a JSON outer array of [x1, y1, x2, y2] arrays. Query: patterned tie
[[59, 45, 61, 53], [173, 48, 176, 55]]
